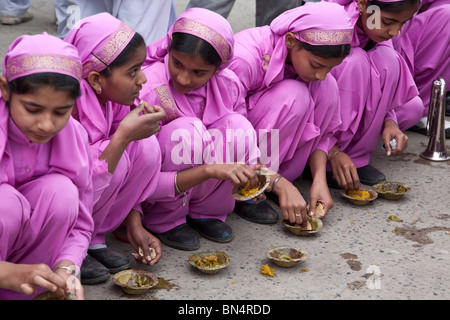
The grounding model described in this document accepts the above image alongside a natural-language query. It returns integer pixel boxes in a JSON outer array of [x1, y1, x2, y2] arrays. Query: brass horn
[[420, 78, 450, 161]]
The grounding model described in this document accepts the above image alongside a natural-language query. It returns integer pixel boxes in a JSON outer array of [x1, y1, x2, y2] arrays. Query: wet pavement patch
[[392, 226, 450, 247], [341, 253, 362, 271]]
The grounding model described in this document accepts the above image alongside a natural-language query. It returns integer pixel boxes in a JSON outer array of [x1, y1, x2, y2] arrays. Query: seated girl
[[324, 0, 422, 190], [228, 2, 353, 225], [139, 8, 262, 251], [65, 13, 166, 283], [0, 33, 93, 300]]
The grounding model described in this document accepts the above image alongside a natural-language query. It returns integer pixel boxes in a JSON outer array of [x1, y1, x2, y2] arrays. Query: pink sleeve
[[147, 171, 176, 200], [54, 123, 94, 268]]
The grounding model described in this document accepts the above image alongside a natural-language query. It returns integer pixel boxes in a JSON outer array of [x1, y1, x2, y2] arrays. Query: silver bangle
[[174, 172, 182, 194], [271, 175, 283, 192], [174, 172, 187, 206], [328, 150, 341, 162], [53, 266, 76, 276]]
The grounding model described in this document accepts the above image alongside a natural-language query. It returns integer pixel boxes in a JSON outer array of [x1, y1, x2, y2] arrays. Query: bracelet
[[174, 172, 182, 194], [174, 172, 187, 207], [328, 150, 341, 162], [53, 266, 76, 276], [271, 175, 283, 192]]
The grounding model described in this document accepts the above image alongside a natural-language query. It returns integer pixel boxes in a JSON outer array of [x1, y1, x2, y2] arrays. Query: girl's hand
[[118, 101, 166, 142], [309, 177, 334, 218], [53, 264, 84, 300], [329, 150, 360, 191], [206, 163, 265, 187], [382, 120, 408, 156], [0, 262, 67, 296], [269, 176, 308, 227], [126, 210, 162, 265]]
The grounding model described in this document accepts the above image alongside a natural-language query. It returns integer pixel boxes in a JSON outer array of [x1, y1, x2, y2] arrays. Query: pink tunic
[[65, 13, 164, 245], [71, 81, 162, 246], [392, 0, 450, 115]]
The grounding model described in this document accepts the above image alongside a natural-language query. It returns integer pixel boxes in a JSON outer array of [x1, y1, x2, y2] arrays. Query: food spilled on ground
[[260, 264, 275, 277]]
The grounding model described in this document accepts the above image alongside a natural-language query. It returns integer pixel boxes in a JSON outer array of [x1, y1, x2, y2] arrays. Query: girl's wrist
[[328, 150, 341, 162], [271, 175, 284, 193]]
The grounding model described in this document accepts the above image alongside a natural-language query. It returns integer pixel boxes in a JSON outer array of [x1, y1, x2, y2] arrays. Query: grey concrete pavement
[[1, 0, 449, 301]]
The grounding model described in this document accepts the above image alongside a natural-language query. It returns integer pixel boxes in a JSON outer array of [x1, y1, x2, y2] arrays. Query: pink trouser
[[0, 174, 79, 300], [332, 46, 422, 168], [90, 136, 161, 245], [247, 78, 339, 182], [143, 114, 258, 233]]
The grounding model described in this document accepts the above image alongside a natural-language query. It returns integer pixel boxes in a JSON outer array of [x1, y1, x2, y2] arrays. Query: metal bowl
[[373, 181, 411, 200], [283, 216, 323, 237], [266, 246, 307, 268], [188, 251, 230, 275], [340, 186, 378, 205], [112, 269, 158, 295], [232, 170, 270, 201]]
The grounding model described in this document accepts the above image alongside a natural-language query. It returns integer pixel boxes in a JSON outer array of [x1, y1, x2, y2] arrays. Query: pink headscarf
[[141, 8, 244, 126], [64, 13, 136, 143], [3, 32, 81, 83], [265, 1, 353, 87], [144, 8, 234, 69], [325, 0, 420, 46], [0, 33, 89, 189]]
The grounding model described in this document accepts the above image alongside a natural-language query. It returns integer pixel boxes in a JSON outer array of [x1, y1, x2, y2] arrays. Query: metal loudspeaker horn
[[420, 78, 450, 161]]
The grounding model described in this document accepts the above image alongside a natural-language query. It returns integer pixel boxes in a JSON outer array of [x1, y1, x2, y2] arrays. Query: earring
[[97, 87, 102, 94]]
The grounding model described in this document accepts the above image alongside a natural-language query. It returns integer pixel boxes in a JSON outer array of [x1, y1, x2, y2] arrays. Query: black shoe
[[409, 124, 450, 139], [80, 254, 110, 285], [302, 165, 340, 189], [154, 223, 200, 251], [234, 200, 278, 224], [87, 247, 130, 273], [356, 165, 386, 186], [325, 171, 341, 189], [408, 124, 427, 135], [186, 216, 234, 243], [265, 191, 280, 206]]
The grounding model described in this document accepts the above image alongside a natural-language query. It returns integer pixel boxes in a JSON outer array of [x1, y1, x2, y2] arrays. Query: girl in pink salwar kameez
[[65, 13, 166, 283], [392, 0, 450, 138], [323, 0, 421, 190], [0, 33, 93, 300], [228, 2, 353, 225], [139, 8, 262, 251]]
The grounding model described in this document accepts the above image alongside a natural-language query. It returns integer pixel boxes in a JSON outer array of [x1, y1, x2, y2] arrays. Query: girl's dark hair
[[99, 32, 146, 77], [367, 0, 420, 13], [170, 32, 222, 68], [300, 42, 351, 59], [8, 72, 81, 99]]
